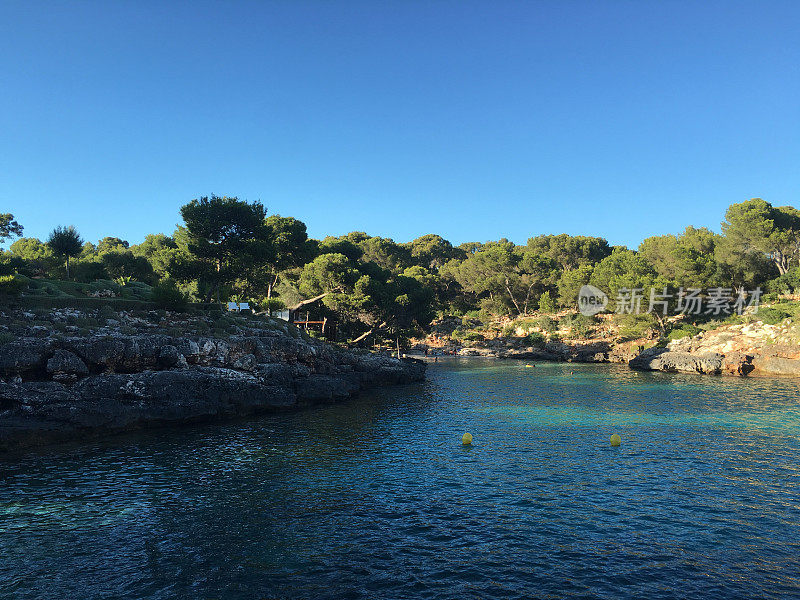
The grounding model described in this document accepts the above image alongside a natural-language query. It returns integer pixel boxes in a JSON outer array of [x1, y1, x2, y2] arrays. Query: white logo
[[578, 285, 608, 316]]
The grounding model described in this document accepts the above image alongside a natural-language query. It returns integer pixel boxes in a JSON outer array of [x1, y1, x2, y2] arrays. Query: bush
[[462, 331, 485, 342], [538, 291, 556, 313], [616, 313, 659, 341], [0, 255, 26, 276], [261, 297, 286, 315], [525, 332, 546, 347], [755, 307, 791, 325], [534, 315, 558, 333], [667, 323, 702, 341], [766, 268, 800, 295], [150, 279, 189, 311], [561, 313, 597, 338], [0, 274, 28, 296], [123, 281, 153, 300]]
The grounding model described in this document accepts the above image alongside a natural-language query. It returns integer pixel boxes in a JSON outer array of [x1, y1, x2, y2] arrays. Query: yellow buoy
[[462, 432, 473, 446], [610, 434, 621, 446]]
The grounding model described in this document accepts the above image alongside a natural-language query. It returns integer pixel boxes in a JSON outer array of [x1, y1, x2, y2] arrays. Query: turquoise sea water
[[1, 359, 800, 599]]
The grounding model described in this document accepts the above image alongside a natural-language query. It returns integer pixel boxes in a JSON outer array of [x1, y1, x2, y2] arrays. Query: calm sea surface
[[2, 359, 800, 599]]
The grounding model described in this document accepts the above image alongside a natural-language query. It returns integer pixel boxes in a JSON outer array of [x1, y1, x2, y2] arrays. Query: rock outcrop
[[629, 348, 724, 375], [0, 314, 425, 451], [630, 318, 800, 377]]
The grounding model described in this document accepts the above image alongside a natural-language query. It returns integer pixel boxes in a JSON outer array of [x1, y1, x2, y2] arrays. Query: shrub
[[616, 313, 659, 341], [538, 291, 556, 313], [0, 274, 28, 296], [525, 332, 546, 346], [766, 268, 800, 295], [667, 323, 702, 341], [150, 279, 189, 311], [755, 307, 791, 325], [462, 331, 485, 342], [261, 297, 286, 315], [534, 315, 558, 333], [124, 281, 153, 300], [561, 313, 597, 338]]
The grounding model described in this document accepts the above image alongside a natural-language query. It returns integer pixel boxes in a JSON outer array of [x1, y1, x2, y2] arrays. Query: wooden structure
[[289, 310, 337, 341]]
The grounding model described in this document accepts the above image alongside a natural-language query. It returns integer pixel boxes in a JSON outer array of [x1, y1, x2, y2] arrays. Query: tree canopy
[[47, 226, 83, 279], [179, 195, 272, 301], [0, 214, 23, 244], [4, 195, 798, 343]]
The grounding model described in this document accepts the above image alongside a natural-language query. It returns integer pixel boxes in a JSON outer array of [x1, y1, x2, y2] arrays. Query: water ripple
[[1, 360, 799, 598]]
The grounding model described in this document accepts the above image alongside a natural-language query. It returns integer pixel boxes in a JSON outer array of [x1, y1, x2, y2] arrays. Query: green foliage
[[448, 239, 558, 316], [121, 281, 153, 300], [240, 215, 315, 302], [97, 237, 129, 253], [590, 248, 661, 307], [534, 315, 558, 333], [526, 234, 611, 270], [524, 332, 546, 347], [462, 331, 485, 342], [71, 259, 108, 283], [766, 267, 800, 295], [722, 198, 800, 277], [0, 274, 28, 296], [560, 313, 597, 338], [556, 264, 594, 307], [179, 195, 271, 301], [0, 253, 25, 276], [638, 226, 720, 286], [615, 313, 660, 341], [666, 323, 702, 341], [357, 236, 410, 273], [404, 234, 465, 270], [9, 237, 57, 272], [150, 279, 189, 311], [755, 307, 791, 325], [538, 290, 556, 313], [100, 250, 154, 282], [258, 297, 285, 314], [47, 225, 84, 278], [7, 197, 800, 345], [0, 213, 23, 243]]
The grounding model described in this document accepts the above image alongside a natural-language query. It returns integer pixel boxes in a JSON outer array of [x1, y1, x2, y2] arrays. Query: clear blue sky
[[2, 1, 798, 249]]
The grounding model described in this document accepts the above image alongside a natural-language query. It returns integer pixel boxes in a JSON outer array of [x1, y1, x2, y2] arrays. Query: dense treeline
[[1, 197, 799, 343]]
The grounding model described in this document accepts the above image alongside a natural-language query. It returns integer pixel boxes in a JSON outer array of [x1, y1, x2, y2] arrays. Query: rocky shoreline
[[0, 308, 424, 452], [445, 322, 800, 377]]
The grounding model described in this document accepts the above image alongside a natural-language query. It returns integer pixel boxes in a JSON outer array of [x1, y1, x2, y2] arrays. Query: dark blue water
[[2, 359, 800, 599]]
